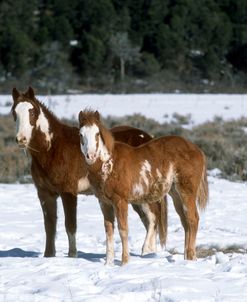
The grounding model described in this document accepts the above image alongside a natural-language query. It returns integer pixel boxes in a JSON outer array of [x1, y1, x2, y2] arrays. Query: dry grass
[[167, 246, 247, 258], [2, 113, 247, 182]]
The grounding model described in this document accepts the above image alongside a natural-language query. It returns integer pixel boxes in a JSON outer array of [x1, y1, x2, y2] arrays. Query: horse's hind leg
[[99, 201, 115, 265], [61, 193, 77, 257], [132, 204, 149, 231], [132, 203, 157, 255], [182, 194, 199, 260], [138, 203, 157, 255], [37, 188, 58, 257], [170, 186, 199, 260]]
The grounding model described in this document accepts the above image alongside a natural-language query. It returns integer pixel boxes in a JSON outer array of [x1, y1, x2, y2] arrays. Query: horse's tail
[[158, 196, 168, 248], [197, 154, 209, 211]]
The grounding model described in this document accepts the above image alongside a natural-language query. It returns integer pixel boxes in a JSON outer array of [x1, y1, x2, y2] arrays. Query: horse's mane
[[34, 97, 61, 124], [100, 122, 115, 154]]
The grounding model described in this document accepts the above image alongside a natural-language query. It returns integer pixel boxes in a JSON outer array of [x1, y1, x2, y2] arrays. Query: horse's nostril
[[16, 136, 27, 145]]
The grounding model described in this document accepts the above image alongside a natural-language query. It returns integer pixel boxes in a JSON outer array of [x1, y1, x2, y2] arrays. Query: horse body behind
[[11, 87, 166, 258], [79, 109, 209, 265], [111, 136, 207, 205]]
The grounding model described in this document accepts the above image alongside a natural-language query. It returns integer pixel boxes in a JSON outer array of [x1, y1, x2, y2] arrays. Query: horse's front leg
[[37, 188, 58, 257], [61, 193, 77, 258], [114, 200, 129, 265], [99, 201, 115, 265]]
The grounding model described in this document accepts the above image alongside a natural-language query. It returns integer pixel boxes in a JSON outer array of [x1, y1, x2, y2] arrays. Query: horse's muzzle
[[16, 136, 27, 148]]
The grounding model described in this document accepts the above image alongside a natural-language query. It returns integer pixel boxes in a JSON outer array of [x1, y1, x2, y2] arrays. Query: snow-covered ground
[[1, 175, 247, 301], [1, 93, 247, 301], [1, 93, 247, 124]]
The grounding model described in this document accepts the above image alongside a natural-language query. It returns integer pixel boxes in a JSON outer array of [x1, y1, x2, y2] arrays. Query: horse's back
[[155, 135, 206, 169], [115, 135, 206, 180], [111, 125, 152, 147]]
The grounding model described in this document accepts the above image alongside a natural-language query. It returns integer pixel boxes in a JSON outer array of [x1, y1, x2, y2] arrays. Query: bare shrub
[[2, 112, 247, 182]]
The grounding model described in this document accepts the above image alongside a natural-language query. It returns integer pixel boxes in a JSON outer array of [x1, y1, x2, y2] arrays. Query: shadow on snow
[[0, 248, 40, 258]]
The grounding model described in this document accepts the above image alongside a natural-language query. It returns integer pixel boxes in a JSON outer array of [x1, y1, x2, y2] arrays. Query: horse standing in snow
[[78, 109, 209, 265], [11, 87, 166, 258]]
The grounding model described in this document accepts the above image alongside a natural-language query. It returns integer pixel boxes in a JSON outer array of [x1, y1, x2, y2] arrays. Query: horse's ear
[[12, 87, 20, 101], [95, 110, 100, 121], [25, 86, 35, 99], [78, 111, 83, 125]]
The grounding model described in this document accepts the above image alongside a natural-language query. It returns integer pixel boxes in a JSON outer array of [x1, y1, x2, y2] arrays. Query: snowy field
[[1, 176, 247, 302], [1, 94, 247, 301], [1, 93, 247, 124]]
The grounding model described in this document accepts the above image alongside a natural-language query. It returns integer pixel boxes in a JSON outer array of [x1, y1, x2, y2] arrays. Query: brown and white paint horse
[[11, 87, 166, 258], [78, 109, 209, 265]]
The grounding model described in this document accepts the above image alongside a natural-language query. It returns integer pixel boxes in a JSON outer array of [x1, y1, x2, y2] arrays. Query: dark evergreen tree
[[0, 0, 247, 92], [0, 0, 38, 77]]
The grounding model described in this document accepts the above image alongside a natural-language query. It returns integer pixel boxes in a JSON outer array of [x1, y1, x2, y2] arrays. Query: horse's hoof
[[121, 260, 128, 266], [121, 256, 129, 266], [185, 249, 197, 261], [141, 248, 157, 256], [105, 260, 114, 266], [44, 253, 56, 257], [68, 251, 78, 258]]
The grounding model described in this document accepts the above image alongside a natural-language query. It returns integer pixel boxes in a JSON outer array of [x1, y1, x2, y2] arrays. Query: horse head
[[78, 109, 114, 165], [11, 87, 53, 152]]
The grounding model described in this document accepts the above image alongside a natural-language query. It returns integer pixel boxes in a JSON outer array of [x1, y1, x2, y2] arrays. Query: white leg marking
[[105, 233, 114, 265], [141, 204, 157, 255]]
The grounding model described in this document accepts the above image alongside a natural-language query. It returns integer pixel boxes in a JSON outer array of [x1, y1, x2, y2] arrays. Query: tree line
[[0, 0, 247, 93]]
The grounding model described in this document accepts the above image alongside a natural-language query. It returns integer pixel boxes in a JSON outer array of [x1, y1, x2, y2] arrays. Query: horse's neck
[[99, 126, 115, 160], [87, 156, 104, 172], [29, 114, 65, 166]]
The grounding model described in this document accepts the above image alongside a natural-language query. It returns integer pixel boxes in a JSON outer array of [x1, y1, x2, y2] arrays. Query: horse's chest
[[101, 159, 113, 181], [88, 171, 115, 203], [32, 159, 86, 195]]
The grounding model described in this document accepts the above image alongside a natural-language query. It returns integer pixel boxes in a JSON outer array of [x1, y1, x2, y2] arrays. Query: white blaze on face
[[80, 124, 99, 164], [80, 123, 110, 164], [15, 102, 34, 144], [15, 101, 52, 149]]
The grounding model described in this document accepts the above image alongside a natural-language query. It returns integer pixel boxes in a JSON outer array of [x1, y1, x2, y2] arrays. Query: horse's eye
[[96, 133, 100, 138], [29, 109, 35, 117], [80, 133, 84, 145]]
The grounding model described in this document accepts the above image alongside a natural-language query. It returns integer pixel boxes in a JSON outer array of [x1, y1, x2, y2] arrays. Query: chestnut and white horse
[[79, 109, 209, 265], [11, 87, 166, 258]]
